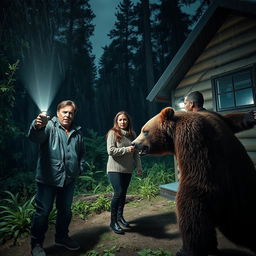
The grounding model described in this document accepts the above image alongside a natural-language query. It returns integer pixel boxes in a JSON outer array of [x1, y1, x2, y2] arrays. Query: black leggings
[[108, 172, 132, 215]]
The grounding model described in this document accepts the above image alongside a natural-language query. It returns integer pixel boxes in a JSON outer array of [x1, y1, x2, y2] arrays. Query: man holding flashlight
[[28, 100, 85, 256]]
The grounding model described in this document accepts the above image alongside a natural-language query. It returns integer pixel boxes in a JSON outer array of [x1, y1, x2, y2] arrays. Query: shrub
[[72, 195, 111, 219], [84, 129, 108, 171], [0, 191, 34, 245], [0, 171, 36, 199], [77, 164, 108, 195], [84, 250, 99, 256], [89, 195, 111, 214], [138, 177, 159, 199], [72, 200, 91, 219], [137, 248, 172, 256], [128, 160, 175, 198], [145, 163, 175, 185]]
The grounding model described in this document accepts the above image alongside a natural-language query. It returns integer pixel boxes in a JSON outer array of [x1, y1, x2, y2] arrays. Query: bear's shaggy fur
[[133, 107, 256, 256]]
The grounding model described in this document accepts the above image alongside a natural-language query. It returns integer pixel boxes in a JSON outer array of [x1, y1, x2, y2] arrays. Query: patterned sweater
[[106, 129, 142, 173]]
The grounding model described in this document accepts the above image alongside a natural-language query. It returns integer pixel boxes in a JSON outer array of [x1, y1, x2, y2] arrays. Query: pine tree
[[152, 0, 191, 77]]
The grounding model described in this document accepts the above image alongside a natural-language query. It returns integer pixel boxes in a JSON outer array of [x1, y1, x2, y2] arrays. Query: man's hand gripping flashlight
[[35, 111, 51, 129]]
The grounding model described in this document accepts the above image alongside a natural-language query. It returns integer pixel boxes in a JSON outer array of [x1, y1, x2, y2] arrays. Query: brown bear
[[132, 107, 256, 256]]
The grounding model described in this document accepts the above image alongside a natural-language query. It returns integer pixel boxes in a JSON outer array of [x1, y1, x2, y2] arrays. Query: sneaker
[[55, 237, 80, 251], [31, 244, 46, 256]]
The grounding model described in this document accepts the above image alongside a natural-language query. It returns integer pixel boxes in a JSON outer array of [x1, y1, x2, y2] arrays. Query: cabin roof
[[147, 0, 256, 102]]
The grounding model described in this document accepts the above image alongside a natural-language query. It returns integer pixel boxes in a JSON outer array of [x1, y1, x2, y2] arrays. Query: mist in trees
[[0, 0, 206, 181]]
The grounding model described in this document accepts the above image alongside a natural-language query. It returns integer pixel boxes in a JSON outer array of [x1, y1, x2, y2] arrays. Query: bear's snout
[[131, 141, 149, 155], [131, 141, 136, 148]]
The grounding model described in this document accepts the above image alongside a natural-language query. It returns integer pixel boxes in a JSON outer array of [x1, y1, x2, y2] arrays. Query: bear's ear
[[160, 107, 174, 121]]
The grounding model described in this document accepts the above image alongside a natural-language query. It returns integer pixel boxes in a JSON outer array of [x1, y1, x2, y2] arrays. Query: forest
[[0, 0, 210, 246]]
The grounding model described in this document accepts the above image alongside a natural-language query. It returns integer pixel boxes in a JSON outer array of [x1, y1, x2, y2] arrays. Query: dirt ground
[[0, 196, 255, 256]]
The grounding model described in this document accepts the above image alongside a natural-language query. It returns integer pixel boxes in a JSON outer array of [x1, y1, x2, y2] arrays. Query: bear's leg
[[176, 197, 218, 256]]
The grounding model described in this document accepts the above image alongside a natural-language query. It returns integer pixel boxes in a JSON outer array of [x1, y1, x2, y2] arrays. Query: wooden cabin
[[147, 0, 256, 200]]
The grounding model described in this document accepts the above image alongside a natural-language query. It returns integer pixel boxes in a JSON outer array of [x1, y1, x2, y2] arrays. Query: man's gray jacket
[[28, 116, 85, 187]]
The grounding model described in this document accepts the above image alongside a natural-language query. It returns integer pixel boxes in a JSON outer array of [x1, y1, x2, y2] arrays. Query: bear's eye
[[143, 130, 149, 136]]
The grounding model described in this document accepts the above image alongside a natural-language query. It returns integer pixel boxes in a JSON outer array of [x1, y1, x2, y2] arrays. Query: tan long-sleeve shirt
[[106, 129, 142, 173]]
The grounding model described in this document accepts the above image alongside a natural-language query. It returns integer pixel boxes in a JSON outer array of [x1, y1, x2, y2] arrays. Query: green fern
[[137, 248, 172, 256], [0, 191, 34, 245], [89, 195, 111, 213]]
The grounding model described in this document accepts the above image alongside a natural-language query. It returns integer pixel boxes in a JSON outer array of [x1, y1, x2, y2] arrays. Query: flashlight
[[41, 111, 47, 116]]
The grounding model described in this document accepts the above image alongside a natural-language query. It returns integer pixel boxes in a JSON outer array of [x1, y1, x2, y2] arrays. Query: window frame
[[211, 65, 256, 112]]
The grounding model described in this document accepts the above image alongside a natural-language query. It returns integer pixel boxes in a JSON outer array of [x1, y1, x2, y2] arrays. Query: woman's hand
[[127, 146, 135, 152]]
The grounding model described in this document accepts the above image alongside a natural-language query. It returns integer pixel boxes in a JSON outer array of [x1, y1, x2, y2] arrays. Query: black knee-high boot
[[110, 206, 124, 234], [117, 200, 130, 228]]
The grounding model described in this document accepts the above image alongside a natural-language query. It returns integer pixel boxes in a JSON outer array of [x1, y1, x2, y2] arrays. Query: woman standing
[[106, 111, 142, 234]]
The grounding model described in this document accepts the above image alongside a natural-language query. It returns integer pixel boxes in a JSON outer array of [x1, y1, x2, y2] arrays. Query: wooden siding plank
[[196, 27, 256, 64], [202, 100, 213, 110], [206, 17, 256, 48], [175, 80, 212, 98], [247, 152, 256, 165], [217, 15, 246, 32], [236, 128, 256, 139], [239, 138, 256, 152], [178, 54, 256, 88], [175, 86, 212, 100], [186, 40, 256, 77]]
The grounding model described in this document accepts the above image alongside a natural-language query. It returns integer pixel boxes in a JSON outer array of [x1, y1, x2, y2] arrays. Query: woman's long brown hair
[[107, 111, 135, 142]]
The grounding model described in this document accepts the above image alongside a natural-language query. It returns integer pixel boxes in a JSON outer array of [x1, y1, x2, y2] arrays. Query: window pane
[[233, 71, 252, 90], [216, 76, 233, 93], [235, 88, 254, 106], [218, 93, 234, 109]]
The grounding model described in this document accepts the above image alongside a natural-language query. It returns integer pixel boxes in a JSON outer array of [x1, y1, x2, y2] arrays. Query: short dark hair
[[185, 91, 204, 107], [57, 100, 77, 113]]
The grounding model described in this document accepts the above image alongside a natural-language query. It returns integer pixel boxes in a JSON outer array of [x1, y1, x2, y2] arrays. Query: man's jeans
[[31, 182, 75, 246]]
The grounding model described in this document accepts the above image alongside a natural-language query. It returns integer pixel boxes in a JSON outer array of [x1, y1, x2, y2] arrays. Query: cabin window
[[213, 68, 255, 111]]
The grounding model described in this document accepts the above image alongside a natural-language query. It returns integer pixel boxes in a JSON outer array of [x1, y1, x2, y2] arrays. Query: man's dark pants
[[31, 181, 75, 247]]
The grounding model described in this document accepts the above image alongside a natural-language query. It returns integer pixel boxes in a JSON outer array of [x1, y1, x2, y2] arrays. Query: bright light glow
[[176, 97, 185, 110], [22, 43, 65, 113], [178, 102, 185, 109]]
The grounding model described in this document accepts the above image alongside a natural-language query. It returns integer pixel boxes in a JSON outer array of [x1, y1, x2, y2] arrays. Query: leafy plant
[[72, 200, 91, 219], [0, 60, 19, 96], [0, 60, 21, 180], [168, 201, 176, 209], [146, 163, 175, 185], [84, 250, 99, 256], [78, 163, 106, 193], [128, 161, 175, 197], [90, 195, 111, 214], [138, 177, 159, 199], [137, 248, 172, 256], [103, 245, 120, 256], [84, 129, 108, 170], [0, 191, 34, 245], [0, 171, 36, 199]]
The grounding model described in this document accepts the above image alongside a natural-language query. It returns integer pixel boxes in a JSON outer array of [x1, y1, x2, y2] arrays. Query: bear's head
[[132, 107, 176, 156]]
